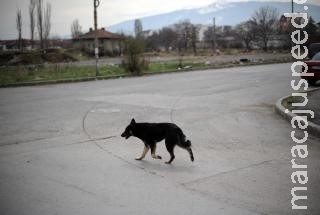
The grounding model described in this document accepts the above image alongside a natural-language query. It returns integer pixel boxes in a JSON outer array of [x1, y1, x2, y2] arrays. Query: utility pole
[[94, 0, 100, 77]]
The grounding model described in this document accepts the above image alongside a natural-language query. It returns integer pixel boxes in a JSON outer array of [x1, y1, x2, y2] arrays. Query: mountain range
[[107, 1, 320, 34]]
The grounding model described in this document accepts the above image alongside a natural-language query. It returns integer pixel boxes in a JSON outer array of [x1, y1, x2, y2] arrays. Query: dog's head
[[121, 118, 136, 139]]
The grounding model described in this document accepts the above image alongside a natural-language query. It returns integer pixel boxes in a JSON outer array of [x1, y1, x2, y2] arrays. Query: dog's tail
[[178, 130, 194, 162], [184, 139, 192, 148], [182, 138, 194, 162], [180, 132, 192, 148], [175, 127, 192, 148]]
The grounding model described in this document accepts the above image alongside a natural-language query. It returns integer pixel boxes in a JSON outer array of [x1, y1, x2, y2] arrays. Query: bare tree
[[16, 9, 22, 50], [191, 24, 199, 56], [43, 2, 51, 48], [71, 19, 82, 39], [250, 6, 279, 51], [174, 20, 192, 52], [182, 21, 192, 51], [134, 19, 145, 52], [36, 0, 51, 49], [36, 0, 44, 49], [29, 0, 36, 49], [134, 19, 143, 38], [203, 26, 215, 52], [158, 27, 177, 51], [235, 21, 255, 51]]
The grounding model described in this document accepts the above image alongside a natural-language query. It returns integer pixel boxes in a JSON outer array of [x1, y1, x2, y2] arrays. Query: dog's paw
[[135, 157, 143, 161], [152, 154, 162, 159]]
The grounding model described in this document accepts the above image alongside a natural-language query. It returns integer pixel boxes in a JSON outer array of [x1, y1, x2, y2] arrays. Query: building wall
[[74, 39, 123, 56]]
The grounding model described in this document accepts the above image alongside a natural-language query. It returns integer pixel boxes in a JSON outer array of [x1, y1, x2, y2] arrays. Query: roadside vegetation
[[0, 50, 292, 86], [0, 63, 124, 85], [0, 48, 91, 65]]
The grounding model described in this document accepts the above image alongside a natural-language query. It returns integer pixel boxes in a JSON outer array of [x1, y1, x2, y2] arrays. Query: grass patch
[[99, 65, 126, 77], [282, 96, 298, 111], [0, 64, 126, 85], [147, 61, 212, 74], [148, 61, 179, 73]]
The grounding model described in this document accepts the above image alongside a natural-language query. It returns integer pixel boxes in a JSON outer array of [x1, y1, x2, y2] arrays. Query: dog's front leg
[[135, 145, 149, 160], [151, 145, 162, 159]]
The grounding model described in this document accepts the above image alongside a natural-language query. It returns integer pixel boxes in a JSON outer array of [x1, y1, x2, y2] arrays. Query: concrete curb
[[274, 87, 320, 138]]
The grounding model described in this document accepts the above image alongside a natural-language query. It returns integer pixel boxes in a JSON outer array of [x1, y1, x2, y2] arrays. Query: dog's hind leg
[[150, 144, 162, 159], [165, 139, 176, 164], [135, 145, 149, 160]]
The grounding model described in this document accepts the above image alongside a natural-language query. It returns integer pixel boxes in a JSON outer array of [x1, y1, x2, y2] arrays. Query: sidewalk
[[275, 87, 320, 138]]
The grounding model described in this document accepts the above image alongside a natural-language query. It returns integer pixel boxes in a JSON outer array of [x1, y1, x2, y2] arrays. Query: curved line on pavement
[[82, 103, 100, 139], [170, 93, 186, 123]]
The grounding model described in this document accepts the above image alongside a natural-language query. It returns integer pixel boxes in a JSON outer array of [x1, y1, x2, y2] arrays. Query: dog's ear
[[130, 118, 136, 125]]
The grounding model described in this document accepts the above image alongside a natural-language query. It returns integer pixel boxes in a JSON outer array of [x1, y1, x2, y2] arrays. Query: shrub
[[122, 37, 147, 75]]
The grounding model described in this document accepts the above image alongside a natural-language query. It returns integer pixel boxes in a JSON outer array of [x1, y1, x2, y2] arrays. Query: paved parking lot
[[1, 63, 319, 214]]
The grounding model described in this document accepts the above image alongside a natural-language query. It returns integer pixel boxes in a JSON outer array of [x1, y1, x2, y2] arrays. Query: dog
[[121, 118, 194, 164]]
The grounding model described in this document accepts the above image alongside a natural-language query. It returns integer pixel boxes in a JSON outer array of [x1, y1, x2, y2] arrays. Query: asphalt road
[[0, 63, 319, 215]]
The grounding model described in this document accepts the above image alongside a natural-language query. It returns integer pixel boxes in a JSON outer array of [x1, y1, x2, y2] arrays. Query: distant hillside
[[107, 1, 320, 34]]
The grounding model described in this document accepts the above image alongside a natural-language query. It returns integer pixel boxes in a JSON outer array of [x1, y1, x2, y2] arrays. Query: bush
[[122, 37, 147, 75]]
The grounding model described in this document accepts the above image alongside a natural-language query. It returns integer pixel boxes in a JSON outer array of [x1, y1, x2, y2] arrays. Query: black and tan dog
[[121, 119, 194, 164]]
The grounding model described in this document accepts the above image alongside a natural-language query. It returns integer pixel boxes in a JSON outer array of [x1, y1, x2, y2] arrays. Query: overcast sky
[[0, 0, 319, 39]]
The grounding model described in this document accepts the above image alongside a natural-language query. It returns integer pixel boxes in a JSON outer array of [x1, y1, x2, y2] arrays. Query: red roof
[[79, 28, 123, 40]]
